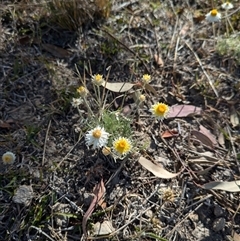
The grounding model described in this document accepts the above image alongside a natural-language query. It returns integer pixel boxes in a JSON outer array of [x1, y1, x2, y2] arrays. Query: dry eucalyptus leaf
[[191, 130, 214, 149], [102, 81, 134, 92], [230, 111, 239, 128], [93, 221, 115, 236], [138, 156, 181, 179], [232, 230, 240, 241], [144, 83, 158, 96], [82, 179, 106, 237], [154, 54, 164, 67], [167, 105, 202, 118], [199, 125, 217, 145], [218, 132, 225, 147], [203, 180, 240, 192], [42, 43, 71, 58], [161, 130, 179, 138]]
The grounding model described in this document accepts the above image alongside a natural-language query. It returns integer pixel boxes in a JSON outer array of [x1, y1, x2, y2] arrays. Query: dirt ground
[[1, 0, 240, 240]]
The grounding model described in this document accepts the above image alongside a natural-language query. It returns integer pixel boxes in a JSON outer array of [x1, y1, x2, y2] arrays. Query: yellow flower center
[[92, 129, 102, 139], [211, 9, 218, 16], [142, 74, 151, 83], [77, 86, 85, 93], [95, 74, 102, 82], [157, 104, 167, 114], [4, 155, 11, 163]]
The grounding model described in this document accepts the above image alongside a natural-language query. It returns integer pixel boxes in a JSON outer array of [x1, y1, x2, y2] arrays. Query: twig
[[184, 40, 219, 97], [42, 119, 51, 166], [102, 26, 150, 73], [28, 226, 55, 241], [226, 124, 240, 174]]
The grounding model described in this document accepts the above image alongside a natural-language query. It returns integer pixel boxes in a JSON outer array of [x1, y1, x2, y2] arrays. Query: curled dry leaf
[[154, 54, 164, 67], [138, 156, 182, 179], [203, 180, 240, 192], [167, 105, 202, 118], [101, 81, 134, 92], [161, 130, 179, 138]]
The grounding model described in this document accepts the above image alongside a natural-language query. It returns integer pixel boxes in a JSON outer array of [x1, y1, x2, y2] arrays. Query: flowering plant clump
[[71, 97, 83, 108], [205, 9, 221, 22], [113, 137, 132, 157], [77, 86, 88, 97], [221, 1, 233, 10], [150, 102, 170, 120], [142, 74, 151, 84], [85, 126, 109, 149], [2, 151, 16, 165], [92, 74, 104, 86]]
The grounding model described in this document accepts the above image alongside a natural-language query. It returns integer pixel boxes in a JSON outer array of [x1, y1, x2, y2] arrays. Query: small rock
[[214, 204, 225, 217], [143, 209, 153, 219], [52, 202, 71, 227], [93, 221, 115, 236], [12, 185, 34, 206], [213, 217, 225, 232]]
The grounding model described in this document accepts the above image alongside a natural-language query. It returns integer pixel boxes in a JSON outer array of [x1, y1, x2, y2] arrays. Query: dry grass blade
[[184, 40, 219, 97]]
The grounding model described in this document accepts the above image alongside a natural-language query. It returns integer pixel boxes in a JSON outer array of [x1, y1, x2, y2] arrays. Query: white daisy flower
[[221, 2, 233, 10], [2, 151, 16, 165], [85, 126, 109, 149], [71, 97, 82, 108], [113, 137, 132, 157], [205, 9, 221, 22], [150, 102, 170, 120]]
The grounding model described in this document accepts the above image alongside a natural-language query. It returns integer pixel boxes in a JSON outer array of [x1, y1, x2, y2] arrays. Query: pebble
[[213, 217, 226, 232], [12, 185, 34, 206], [214, 204, 225, 217]]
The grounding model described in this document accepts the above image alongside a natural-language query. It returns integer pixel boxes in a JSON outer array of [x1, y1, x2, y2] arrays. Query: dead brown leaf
[[161, 130, 179, 138], [232, 230, 240, 241], [199, 125, 217, 146], [167, 105, 202, 118], [138, 156, 182, 179], [42, 43, 71, 58], [191, 130, 214, 149], [82, 179, 106, 237], [154, 54, 164, 67], [0, 120, 11, 129]]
